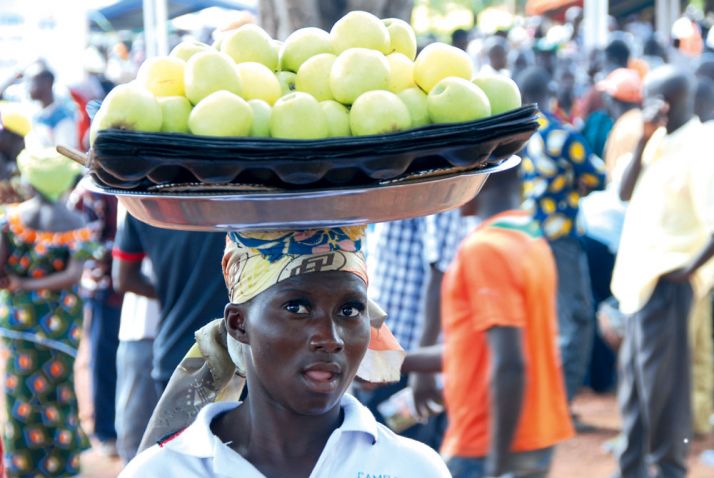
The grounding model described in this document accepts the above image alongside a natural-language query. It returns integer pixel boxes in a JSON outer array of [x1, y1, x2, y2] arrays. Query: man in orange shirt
[[404, 164, 573, 477]]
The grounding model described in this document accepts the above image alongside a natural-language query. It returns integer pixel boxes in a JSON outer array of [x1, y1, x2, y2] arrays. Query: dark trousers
[[549, 236, 594, 402], [87, 296, 121, 442], [618, 278, 693, 478], [353, 375, 447, 451], [582, 235, 617, 393]]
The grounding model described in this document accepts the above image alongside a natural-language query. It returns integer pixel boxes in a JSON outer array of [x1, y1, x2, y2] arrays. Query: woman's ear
[[224, 303, 249, 345]]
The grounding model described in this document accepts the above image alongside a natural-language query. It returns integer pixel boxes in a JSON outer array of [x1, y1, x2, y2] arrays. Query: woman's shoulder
[[341, 394, 450, 476], [120, 401, 242, 477], [372, 422, 451, 475]]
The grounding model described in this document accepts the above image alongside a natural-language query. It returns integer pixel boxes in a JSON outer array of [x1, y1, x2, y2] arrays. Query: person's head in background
[[509, 48, 535, 82], [644, 65, 695, 134], [484, 36, 508, 72], [0, 109, 29, 178], [555, 66, 576, 112], [451, 28, 469, 52], [694, 78, 714, 122], [28, 67, 55, 108], [603, 38, 631, 73], [565, 6, 584, 43], [516, 66, 552, 112], [643, 34, 668, 65], [597, 68, 643, 120], [461, 162, 522, 218]]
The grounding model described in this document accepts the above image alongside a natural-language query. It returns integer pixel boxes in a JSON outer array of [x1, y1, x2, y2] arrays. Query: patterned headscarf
[[223, 227, 368, 304], [139, 227, 404, 451]]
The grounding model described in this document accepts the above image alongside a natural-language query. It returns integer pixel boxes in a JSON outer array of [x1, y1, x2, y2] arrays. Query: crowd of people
[[0, 4, 712, 478]]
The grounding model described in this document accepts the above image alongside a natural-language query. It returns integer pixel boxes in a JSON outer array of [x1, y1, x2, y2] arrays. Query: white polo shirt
[[120, 393, 450, 477]]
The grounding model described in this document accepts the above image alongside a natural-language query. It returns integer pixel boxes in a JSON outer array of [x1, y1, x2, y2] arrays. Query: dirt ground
[[5, 336, 714, 478]]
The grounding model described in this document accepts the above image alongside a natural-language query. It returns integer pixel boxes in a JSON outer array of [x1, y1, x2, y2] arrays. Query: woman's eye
[[339, 304, 363, 318], [285, 302, 309, 314]]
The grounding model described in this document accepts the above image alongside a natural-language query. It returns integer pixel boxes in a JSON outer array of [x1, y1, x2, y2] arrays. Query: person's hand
[[0, 274, 24, 292], [641, 97, 669, 141], [660, 267, 692, 284], [409, 373, 444, 419]]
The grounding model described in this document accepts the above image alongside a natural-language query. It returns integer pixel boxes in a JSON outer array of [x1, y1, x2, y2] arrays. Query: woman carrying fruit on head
[[0, 147, 99, 477], [120, 227, 450, 477]]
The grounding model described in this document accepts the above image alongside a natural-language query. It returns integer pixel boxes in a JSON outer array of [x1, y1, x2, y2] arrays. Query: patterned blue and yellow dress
[[0, 210, 98, 477]]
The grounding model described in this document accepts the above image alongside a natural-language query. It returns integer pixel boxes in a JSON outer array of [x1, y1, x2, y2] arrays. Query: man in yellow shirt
[[612, 66, 714, 478]]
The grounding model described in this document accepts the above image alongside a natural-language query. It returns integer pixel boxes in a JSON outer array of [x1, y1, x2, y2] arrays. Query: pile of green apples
[[91, 10, 521, 142]]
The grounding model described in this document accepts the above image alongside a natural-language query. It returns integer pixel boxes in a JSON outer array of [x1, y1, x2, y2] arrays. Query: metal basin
[[87, 156, 520, 232]]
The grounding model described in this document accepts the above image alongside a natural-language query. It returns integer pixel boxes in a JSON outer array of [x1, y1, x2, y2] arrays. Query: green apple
[[270, 92, 329, 139], [188, 90, 252, 137], [276, 71, 297, 96], [137, 56, 185, 97], [320, 100, 351, 137], [235, 62, 282, 105], [329, 48, 390, 105], [472, 74, 522, 115], [281, 27, 332, 72], [387, 52, 415, 93], [398, 87, 430, 128], [383, 18, 417, 60], [427, 77, 491, 124], [93, 82, 162, 134], [414, 42, 473, 92], [169, 40, 210, 62], [221, 24, 278, 70], [296, 53, 336, 102], [248, 99, 272, 137], [330, 10, 390, 54], [272, 39, 283, 70], [184, 51, 242, 104], [350, 90, 411, 136], [158, 96, 192, 133], [89, 107, 106, 146]]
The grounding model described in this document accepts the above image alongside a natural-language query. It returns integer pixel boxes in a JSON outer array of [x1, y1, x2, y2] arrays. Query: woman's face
[[226, 271, 370, 416]]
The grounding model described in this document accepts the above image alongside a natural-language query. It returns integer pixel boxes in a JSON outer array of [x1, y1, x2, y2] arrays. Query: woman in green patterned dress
[[0, 147, 97, 477]]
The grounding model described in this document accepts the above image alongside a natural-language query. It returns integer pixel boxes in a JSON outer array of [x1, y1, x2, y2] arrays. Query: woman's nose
[[309, 315, 344, 353]]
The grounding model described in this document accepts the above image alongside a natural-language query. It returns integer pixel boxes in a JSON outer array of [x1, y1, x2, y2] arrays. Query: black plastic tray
[[90, 104, 539, 190]]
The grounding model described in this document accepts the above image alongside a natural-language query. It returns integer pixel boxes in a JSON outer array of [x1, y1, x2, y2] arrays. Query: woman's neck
[[215, 395, 343, 477]]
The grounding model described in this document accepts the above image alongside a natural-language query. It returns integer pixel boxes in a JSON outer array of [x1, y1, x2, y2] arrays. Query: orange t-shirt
[[440, 210, 574, 458]]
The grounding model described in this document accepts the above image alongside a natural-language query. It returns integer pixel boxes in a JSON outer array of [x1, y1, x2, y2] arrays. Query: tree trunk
[[259, 0, 414, 39]]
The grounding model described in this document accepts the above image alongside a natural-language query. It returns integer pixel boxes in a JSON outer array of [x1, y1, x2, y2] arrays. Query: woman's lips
[[301, 363, 342, 393], [305, 370, 335, 382]]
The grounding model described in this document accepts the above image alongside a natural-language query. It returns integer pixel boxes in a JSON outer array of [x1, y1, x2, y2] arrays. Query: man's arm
[[112, 256, 157, 298], [401, 345, 443, 374], [486, 326, 526, 478], [618, 137, 647, 201], [620, 98, 669, 201], [661, 234, 714, 283], [8, 258, 84, 292]]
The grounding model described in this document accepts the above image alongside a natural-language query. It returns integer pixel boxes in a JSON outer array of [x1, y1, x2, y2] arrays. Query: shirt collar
[[163, 393, 380, 458], [663, 116, 700, 144], [647, 117, 701, 163]]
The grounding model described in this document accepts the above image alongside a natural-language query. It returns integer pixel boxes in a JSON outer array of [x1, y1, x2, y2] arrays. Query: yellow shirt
[[611, 118, 714, 314]]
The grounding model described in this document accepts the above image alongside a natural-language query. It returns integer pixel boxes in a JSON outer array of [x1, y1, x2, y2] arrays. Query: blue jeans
[[87, 296, 121, 442], [115, 339, 158, 463], [447, 447, 555, 478]]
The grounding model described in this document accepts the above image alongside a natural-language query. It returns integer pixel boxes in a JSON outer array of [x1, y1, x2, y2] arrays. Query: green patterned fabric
[[0, 209, 100, 477]]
